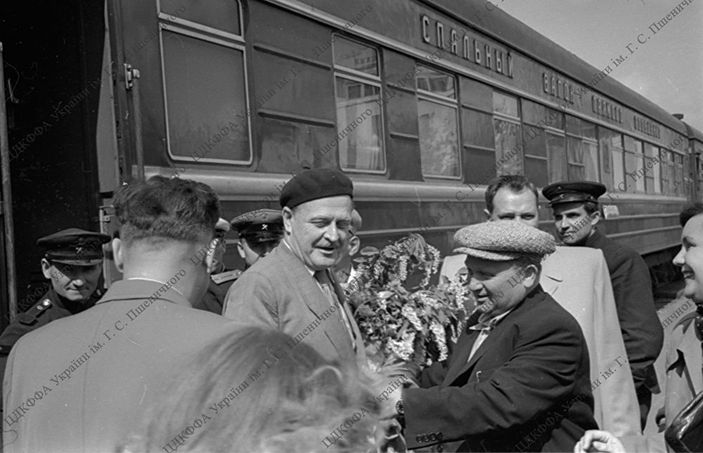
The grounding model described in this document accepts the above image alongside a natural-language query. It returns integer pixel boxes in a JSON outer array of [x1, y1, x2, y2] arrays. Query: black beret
[[280, 168, 353, 208], [37, 228, 110, 266], [231, 209, 283, 243], [542, 181, 606, 207]]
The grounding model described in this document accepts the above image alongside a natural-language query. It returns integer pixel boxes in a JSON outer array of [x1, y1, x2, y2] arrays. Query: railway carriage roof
[[684, 122, 703, 143], [427, 0, 688, 134]]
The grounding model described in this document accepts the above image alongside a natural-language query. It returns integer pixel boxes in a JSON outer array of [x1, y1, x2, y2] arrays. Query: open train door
[[0, 42, 17, 326]]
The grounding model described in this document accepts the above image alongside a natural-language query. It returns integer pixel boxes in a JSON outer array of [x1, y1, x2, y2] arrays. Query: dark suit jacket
[[222, 243, 365, 366], [404, 286, 597, 452], [585, 230, 663, 391]]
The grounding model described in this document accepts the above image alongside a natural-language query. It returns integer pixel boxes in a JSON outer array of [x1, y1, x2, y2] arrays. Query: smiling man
[[222, 168, 365, 366], [0, 228, 109, 356], [393, 220, 596, 452]]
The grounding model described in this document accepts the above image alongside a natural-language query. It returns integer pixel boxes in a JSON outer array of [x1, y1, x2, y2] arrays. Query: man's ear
[[282, 207, 294, 235], [204, 238, 218, 274], [236, 241, 246, 259], [112, 238, 124, 273], [590, 210, 601, 226], [41, 258, 53, 279], [349, 235, 361, 256], [520, 264, 539, 288]]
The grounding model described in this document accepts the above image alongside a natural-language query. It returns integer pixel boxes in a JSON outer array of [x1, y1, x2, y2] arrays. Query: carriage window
[[493, 92, 522, 176], [674, 153, 684, 196], [623, 136, 645, 192], [160, 0, 241, 36], [160, 29, 250, 163], [333, 37, 384, 172], [566, 116, 598, 182], [417, 65, 460, 178], [660, 150, 671, 194], [643, 143, 661, 194], [598, 128, 624, 192]]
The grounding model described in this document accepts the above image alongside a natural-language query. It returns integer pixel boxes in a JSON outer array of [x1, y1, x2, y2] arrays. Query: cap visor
[[50, 258, 103, 266], [452, 247, 521, 261]]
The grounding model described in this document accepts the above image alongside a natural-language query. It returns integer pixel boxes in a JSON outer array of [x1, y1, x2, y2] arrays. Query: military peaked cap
[[542, 181, 606, 207], [230, 209, 283, 243], [37, 228, 110, 266]]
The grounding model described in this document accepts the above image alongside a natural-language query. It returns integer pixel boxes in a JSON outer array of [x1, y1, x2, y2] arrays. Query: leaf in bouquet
[[360, 246, 379, 256]]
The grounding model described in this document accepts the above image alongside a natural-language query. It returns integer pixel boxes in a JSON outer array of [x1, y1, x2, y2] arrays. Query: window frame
[[158, 1, 253, 166], [416, 64, 462, 180], [332, 35, 386, 175], [492, 91, 523, 178]]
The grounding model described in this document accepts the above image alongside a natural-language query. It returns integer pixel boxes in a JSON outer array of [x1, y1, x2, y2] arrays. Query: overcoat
[[584, 230, 663, 396], [222, 243, 365, 366], [3, 280, 238, 453]]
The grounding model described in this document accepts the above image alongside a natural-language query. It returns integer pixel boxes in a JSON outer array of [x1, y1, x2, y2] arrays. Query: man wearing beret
[[391, 220, 597, 452], [222, 168, 365, 366], [0, 228, 109, 356], [543, 180, 663, 429]]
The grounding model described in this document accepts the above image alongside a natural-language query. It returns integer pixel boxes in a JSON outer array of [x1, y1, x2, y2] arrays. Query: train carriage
[[0, 0, 699, 324]]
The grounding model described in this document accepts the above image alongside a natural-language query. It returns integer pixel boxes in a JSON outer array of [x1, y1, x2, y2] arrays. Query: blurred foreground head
[[121, 327, 383, 453]]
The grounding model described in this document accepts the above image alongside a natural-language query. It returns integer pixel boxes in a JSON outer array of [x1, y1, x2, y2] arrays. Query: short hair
[[485, 175, 538, 214], [350, 209, 362, 234], [114, 176, 220, 246], [120, 327, 382, 453], [582, 201, 599, 215], [680, 203, 703, 226]]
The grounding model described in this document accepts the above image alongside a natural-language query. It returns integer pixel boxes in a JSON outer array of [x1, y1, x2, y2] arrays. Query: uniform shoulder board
[[17, 298, 53, 325], [211, 269, 242, 284]]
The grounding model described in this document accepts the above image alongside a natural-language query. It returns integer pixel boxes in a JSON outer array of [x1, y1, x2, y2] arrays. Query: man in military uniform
[[192, 210, 283, 314], [0, 228, 109, 356], [542, 180, 664, 429]]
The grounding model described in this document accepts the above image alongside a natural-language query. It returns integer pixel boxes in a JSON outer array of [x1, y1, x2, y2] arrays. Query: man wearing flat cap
[[0, 228, 109, 356], [222, 168, 364, 366], [390, 220, 597, 452], [543, 180, 663, 428]]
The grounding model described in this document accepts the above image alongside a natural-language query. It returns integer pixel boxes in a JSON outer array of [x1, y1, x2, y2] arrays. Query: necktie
[[315, 270, 357, 350]]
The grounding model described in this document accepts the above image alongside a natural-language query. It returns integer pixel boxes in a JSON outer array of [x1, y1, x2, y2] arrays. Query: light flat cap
[[542, 181, 606, 207], [280, 168, 353, 208], [453, 220, 556, 261]]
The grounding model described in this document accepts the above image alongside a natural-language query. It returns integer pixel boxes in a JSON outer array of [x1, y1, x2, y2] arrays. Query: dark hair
[[114, 176, 220, 245], [485, 175, 538, 213], [582, 201, 600, 215], [680, 203, 703, 227]]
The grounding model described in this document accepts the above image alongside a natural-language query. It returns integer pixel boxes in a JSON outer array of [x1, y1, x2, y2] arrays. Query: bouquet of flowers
[[346, 233, 473, 369]]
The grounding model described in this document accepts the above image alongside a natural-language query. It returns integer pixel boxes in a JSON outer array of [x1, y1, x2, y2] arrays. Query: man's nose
[[673, 246, 685, 267], [324, 224, 340, 242]]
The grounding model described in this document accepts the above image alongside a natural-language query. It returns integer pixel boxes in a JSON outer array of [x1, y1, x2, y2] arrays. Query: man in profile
[[543, 180, 663, 429], [222, 168, 364, 366], [3, 176, 239, 453], [393, 220, 597, 452], [474, 175, 642, 440]]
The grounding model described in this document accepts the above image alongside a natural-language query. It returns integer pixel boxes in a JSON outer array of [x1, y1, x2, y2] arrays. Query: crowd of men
[[0, 168, 693, 453]]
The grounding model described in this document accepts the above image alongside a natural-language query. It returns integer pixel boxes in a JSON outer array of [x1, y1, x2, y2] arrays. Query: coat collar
[[95, 279, 192, 307], [444, 286, 546, 384]]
